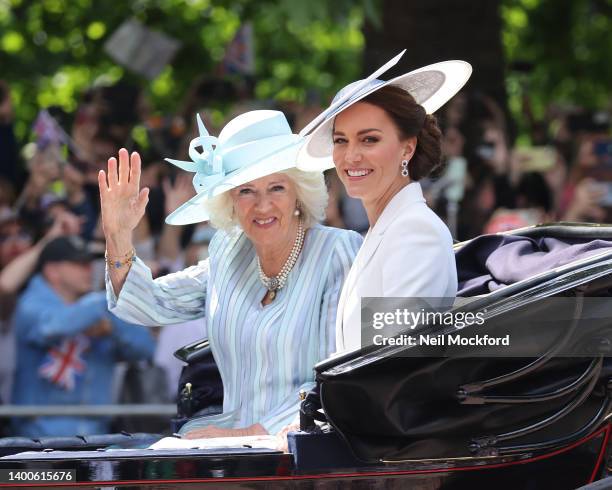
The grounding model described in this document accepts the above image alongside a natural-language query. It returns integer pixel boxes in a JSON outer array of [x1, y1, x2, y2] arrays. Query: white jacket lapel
[[351, 183, 425, 273], [335, 183, 426, 351]]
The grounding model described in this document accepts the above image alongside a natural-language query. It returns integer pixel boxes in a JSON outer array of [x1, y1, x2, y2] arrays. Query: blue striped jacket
[[106, 224, 362, 434]]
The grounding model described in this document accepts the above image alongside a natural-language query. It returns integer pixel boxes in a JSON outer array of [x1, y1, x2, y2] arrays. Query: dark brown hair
[[361, 85, 442, 181]]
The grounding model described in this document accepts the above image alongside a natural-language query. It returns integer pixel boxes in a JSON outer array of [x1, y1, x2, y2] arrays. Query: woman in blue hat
[[98, 110, 362, 439], [298, 53, 472, 353]]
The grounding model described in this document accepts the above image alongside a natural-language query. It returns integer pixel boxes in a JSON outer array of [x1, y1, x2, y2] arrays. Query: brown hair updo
[[361, 85, 442, 181]]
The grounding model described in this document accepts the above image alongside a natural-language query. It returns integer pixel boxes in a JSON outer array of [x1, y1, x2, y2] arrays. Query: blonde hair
[[204, 169, 328, 231]]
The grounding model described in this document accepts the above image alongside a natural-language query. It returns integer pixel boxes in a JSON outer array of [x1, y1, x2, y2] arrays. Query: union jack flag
[[220, 23, 254, 76], [38, 336, 90, 391], [32, 109, 69, 150]]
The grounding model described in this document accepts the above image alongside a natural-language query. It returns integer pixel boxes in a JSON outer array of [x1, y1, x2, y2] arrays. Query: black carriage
[[1, 223, 611, 489]]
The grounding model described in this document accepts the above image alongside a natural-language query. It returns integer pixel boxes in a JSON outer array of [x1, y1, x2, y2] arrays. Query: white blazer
[[336, 182, 458, 352]]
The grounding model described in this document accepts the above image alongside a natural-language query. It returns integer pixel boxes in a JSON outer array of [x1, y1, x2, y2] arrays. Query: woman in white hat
[[98, 110, 362, 438], [298, 52, 472, 353]]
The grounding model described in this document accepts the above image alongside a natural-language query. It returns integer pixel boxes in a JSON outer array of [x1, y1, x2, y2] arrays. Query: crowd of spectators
[[432, 91, 612, 239], [0, 74, 610, 437]]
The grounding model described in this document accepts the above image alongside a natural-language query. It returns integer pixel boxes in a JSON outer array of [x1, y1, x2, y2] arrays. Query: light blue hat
[[297, 51, 472, 171], [165, 110, 303, 225]]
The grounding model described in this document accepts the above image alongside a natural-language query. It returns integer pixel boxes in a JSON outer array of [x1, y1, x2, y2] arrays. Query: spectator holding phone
[[560, 113, 612, 222]]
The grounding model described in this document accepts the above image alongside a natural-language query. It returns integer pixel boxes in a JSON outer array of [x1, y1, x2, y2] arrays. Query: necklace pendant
[[257, 217, 304, 302]]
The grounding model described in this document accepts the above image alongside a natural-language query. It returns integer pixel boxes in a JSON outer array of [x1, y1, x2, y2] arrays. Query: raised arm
[[17, 291, 109, 347], [0, 211, 81, 294], [98, 148, 150, 296]]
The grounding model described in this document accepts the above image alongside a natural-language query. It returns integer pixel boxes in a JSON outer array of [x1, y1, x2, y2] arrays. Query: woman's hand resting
[[183, 423, 268, 439], [183, 422, 300, 452]]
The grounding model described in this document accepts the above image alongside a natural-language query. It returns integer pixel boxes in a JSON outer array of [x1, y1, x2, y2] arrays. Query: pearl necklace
[[257, 219, 305, 301]]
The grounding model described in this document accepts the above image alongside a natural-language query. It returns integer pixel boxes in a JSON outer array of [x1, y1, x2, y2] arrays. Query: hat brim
[[36, 248, 92, 272], [165, 141, 303, 226], [297, 60, 472, 172], [298, 50, 406, 138], [69, 254, 94, 264]]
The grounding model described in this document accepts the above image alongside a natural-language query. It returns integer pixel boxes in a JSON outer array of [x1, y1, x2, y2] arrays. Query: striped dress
[[106, 224, 362, 434]]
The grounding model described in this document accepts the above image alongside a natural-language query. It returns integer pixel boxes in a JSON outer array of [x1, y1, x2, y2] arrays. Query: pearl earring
[[294, 201, 301, 216], [401, 159, 409, 177]]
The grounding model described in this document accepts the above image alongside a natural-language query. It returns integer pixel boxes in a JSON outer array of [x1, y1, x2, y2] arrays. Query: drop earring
[[294, 201, 301, 216], [401, 159, 409, 178]]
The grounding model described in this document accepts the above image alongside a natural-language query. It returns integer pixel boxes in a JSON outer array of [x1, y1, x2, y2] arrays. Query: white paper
[[104, 19, 181, 80], [148, 435, 282, 451]]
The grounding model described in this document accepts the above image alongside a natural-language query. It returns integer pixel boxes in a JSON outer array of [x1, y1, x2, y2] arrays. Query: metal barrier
[[0, 405, 176, 417]]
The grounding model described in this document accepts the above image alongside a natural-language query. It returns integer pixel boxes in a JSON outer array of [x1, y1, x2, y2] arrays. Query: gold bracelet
[[105, 248, 136, 269]]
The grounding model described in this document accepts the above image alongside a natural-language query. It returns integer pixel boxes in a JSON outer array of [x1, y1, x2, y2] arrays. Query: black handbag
[[174, 339, 223, 424]]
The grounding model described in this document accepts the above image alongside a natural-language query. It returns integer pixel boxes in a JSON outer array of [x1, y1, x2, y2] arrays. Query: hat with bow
[[296, 50, 472, 171], [165, 110, 303, 225]]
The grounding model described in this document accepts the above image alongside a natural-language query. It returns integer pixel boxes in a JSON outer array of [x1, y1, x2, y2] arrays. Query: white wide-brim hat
[[297, 51, 472, 171], [165, 110, 303, 225]]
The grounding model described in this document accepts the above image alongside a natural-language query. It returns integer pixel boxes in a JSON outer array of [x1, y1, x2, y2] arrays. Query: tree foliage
[[0, 0, 610, 141], [502, 0, 612, 118], [0, 0, 373, 138]]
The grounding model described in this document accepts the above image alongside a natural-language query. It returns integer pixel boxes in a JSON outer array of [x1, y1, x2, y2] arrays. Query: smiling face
[[332, 102, 416, 212], [229, 173, 299, 249]]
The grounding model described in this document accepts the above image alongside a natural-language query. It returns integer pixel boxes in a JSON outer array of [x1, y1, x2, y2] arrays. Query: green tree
[[502, 0, 612, 120], [0, 0, 373, 139], [362, 0, 612, 140], [362, 0, 509, 125], [1, 0, 610, 143]]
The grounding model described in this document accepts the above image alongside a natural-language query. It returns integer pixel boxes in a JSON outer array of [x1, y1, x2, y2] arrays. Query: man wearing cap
[[11, 236, 156, 437]]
